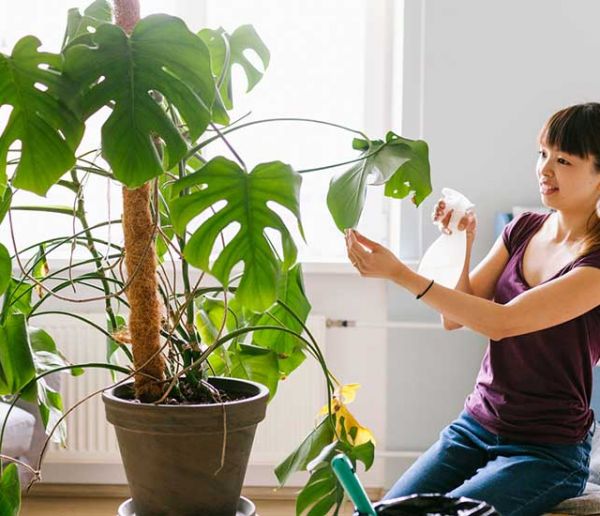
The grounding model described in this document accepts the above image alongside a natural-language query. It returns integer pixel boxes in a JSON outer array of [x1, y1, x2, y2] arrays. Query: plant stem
[[168, 103, 199, 351], [187, 117, 368, 158], [70, 171, 119, 340], [297, 146, 386, 174]]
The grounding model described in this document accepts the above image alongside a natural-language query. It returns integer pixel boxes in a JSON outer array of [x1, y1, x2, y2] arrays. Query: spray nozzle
[[436, 187, 475, 233]]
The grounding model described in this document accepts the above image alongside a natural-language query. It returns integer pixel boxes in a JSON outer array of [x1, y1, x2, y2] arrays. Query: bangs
[[539, 103, 600, 160]]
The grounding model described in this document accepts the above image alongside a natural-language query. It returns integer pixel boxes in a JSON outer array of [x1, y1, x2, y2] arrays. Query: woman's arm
[[345, 229, 600, 340], [393, 263, 506, 340]]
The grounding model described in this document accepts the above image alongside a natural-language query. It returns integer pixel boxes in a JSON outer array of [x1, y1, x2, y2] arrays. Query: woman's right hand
[[431, 199, 477, 245]]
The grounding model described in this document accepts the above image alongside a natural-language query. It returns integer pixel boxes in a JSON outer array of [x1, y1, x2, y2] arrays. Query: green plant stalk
[[10, 206, 75, 216], [70, 170, 120, 346], [28, 274, 186, 348], [187, 117, 368, 158], [32, 275, 125, 304], [8, 221, 122, 303], [30, 310, 133, 362], [9, 241, 122, 311], [276, 299, 338, 388], [9, 224, 122, 260], [158, 324, 331, 404], [176, 161, 199, 353], [271, 301, 339, 439], [16, 254, 122, 313], [75, 165, 114, 180], [166, 102, 200, 357]]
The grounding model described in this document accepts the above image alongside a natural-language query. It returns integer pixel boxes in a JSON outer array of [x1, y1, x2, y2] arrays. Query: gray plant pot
[[103, 377, 269, 516]]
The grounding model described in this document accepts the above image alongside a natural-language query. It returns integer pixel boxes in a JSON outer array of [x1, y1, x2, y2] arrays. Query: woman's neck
[[549, 210, 591, 245]]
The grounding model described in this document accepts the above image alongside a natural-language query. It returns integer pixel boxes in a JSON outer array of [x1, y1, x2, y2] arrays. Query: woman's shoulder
[[574, 245, 600, 270], [502, 210, 549, 254]]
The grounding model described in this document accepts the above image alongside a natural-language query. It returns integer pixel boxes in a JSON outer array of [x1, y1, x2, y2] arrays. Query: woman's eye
[[558, 157, 570, 165], [538, 150, 547, 158]]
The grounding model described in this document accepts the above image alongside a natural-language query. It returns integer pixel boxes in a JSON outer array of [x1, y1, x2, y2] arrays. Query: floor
[[21, 497, 356, 515]]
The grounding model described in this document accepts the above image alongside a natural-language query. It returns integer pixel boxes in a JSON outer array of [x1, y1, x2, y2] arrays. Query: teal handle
[[331, 454, 377, 516]]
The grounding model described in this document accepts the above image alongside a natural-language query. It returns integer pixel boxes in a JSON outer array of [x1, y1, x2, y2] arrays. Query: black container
[[354, 493, 499, 516]]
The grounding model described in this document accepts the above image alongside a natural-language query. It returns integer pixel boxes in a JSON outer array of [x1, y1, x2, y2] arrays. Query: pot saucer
[[117, 496, 256, 516]]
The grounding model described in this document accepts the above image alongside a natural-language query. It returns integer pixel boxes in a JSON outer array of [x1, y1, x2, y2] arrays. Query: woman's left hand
[[345, 229, 408, 281]]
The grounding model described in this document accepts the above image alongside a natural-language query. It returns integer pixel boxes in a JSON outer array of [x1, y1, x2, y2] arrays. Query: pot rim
[[102, 376, 270, 410]]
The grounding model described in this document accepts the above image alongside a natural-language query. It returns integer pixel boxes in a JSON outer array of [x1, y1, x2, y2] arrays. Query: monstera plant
[[0, 0, 431, 514]]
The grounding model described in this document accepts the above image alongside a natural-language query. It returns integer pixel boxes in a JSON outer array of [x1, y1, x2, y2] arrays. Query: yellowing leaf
[[318, 383, 376, 447], [336, 404, 376, 446], [339, 383, 360, 404]]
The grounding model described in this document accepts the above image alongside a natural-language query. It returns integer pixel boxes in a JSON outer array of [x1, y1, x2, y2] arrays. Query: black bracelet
[[416, 279, 435, 300]]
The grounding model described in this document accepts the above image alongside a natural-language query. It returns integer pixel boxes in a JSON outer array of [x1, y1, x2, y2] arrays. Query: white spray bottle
[[417, 188, 475, 288]]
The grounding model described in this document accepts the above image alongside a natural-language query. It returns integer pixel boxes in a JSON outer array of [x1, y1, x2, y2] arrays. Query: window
[[0, 0, 394, 263]]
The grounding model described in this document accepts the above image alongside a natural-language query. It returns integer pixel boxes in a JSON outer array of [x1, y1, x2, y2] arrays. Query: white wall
[[385, 0, 600, 487]]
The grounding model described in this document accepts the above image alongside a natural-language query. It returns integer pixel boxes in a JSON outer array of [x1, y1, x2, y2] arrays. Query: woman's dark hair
[[539, 103, 600, 258]]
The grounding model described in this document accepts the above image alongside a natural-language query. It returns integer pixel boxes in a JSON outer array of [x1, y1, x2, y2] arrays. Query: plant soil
[[116, 379, 251, 405]]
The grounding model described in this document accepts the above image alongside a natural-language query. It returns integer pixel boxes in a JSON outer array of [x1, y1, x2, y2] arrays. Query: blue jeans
[[383, 410, 594, 515]]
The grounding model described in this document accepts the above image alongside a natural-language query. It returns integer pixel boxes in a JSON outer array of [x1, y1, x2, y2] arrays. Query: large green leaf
[[29, 326, 81, 376], [278, 347, 306, 378], [0, 313, 36, 400], [195, 295, 239, 346], [298, 439, 375, 516], [348, 440, 376, 471], [253, 264, 311, 357], [63, 15, 216, 187], [305, 489, 341, 516], [227, 343, 280, 400], [296, 466, 338, 516], [327, 132, 432, 231], [251, 265, 311, 378], [28, 326, 72, 444], [0, 244, 10, 297], [275, 416, 335, 486], [170, 157, 303, 312], [199, 25, 270, 111], [4, 279, 32, 317], [0, 464, 20, 516], [0, 37, 83, 196], [62, 0, 112, 49], [36, 377, 66, 445], [382, 133, 432, 204]]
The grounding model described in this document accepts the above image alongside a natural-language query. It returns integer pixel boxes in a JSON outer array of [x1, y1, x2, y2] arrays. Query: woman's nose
[[538, 162, 554, 178]]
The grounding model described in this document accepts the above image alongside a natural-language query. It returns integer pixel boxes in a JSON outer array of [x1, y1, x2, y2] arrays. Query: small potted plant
[[0, 1, 432, 514]]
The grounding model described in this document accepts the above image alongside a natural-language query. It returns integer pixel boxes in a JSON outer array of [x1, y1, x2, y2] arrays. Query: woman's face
[[536, 140, 600, 213]]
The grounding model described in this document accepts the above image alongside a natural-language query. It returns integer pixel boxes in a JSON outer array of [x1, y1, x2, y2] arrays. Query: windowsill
[[12, 259, 420, 278]]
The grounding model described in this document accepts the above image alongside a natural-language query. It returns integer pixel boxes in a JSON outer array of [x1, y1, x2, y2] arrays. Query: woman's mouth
[[540, 183, 559, 195]]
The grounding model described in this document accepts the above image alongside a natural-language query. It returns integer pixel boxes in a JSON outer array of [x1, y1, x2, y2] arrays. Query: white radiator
[[36, 312, 328, 478]]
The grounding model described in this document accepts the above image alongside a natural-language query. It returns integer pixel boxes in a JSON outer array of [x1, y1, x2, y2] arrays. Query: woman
[[345, 103, 600, 515]]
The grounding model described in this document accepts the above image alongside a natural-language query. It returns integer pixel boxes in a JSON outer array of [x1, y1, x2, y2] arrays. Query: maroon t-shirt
[[465, 211, 600, 444]]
